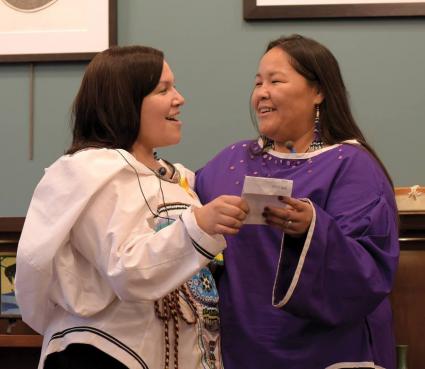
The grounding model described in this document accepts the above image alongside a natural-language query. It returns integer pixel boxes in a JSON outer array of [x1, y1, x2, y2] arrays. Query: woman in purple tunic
[[195, 35, 399, 369]]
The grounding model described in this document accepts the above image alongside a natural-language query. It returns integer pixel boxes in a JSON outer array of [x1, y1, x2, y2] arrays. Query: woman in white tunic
[[15, 45, 248, 369]]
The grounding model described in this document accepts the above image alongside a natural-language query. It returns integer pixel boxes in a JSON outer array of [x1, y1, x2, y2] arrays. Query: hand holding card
[[241, 175, 293, 225]]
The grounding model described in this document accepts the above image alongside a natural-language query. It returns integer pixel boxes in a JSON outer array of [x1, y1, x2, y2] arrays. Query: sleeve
[[195, 166, 208, 204], [15, 150, 127, 333], [272, 150, 399, 326], [66, 168, 226, 304]]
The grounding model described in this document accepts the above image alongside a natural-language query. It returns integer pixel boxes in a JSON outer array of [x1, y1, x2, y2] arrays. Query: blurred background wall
[[1, 0, 424, 215]]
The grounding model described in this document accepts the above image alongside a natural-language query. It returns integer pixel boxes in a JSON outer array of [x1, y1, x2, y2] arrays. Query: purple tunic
[[195, 139, 399, 369]]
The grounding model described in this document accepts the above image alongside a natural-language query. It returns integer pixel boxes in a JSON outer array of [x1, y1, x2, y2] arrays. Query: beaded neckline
[[306, 139, 325, 153], [252, 138, 340, 160], [270, 139, 325, 154]]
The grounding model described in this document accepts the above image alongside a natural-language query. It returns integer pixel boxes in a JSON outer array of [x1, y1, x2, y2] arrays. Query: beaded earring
[[309, 104, 324, 152], [262, 136, 274, 151]]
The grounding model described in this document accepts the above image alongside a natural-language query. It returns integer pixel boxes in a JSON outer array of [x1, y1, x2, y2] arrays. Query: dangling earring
[[309, 104, 324, 152], [262, 136, 274, 151]]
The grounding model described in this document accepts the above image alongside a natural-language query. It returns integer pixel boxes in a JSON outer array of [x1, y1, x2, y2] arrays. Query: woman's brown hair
[[66, 45, 164, 154]]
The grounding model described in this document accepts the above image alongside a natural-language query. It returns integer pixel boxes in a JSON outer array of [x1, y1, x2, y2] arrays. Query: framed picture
[[0, 252, 20, 318], [244, 0, 425, 20], [0, 0, 117, 63]]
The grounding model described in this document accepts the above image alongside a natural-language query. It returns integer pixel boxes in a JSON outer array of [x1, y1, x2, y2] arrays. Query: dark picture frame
[[244, 0, 425, 20], [0, 0, 117, 63], [0, 218, 24, 319], [0, 253, 20, 318]]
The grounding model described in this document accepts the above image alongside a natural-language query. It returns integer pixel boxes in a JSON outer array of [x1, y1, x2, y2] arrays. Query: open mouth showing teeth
[[259, 108, 275, 113], [166, 116, 178, 121]]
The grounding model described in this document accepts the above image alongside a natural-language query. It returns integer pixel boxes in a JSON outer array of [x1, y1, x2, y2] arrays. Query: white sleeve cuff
[[180, 206, 226, 260]]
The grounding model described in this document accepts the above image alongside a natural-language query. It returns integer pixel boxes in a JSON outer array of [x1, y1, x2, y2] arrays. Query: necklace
[[114, 149, 178, 223], [306, 138, 325, 152], [154, 158, 181, 184], [271, 139, 325, 153]]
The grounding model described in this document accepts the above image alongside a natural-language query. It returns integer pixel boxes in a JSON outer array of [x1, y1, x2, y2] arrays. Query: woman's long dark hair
[[66, 45, 164, 155], [252, 34, 393, 187]]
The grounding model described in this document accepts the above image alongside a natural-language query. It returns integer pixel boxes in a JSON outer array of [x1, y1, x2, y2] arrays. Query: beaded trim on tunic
[[306, 139, 325, 152], [153, 204, 221, 369]]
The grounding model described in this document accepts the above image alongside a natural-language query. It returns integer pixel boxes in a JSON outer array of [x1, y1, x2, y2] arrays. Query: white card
[[242, 175, 293, 225]]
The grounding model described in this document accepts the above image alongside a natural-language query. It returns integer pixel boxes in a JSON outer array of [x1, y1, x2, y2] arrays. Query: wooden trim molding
[[0, 218, 25, 233], [1, 211, 424, 240], [0, 215, 421, 230], [0, 335, 42, 347]]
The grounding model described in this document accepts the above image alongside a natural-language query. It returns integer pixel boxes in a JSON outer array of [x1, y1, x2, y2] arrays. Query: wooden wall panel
[[391, 250, 425, 369], [1, 214, 425, 368], [390, 211, 425, 369]]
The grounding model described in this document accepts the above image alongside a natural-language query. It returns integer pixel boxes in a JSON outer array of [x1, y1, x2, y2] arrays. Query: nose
[[253, 84, 270, 102], [173, 88, 185, 106], [258, 84, 270, 100]]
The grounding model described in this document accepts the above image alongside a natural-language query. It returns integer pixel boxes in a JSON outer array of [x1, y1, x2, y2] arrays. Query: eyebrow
[[255, 71, 287, 78]]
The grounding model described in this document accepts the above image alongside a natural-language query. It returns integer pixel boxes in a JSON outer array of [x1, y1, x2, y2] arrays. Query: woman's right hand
[[193, 195, 249, 235]]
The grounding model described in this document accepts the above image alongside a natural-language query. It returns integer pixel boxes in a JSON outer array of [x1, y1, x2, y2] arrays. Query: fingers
[[204, 213, 244, 236], [214, 224, 241, 235], [217, 195, 250, 214], [263, 212, 293, 230], [264, 213, 304, 236], [268, 196, 309, 220], [196, 196, 249, 236], [263, 197, 313, 236], [278, 196, 307, 212], [216, 214, 244, 230], [213, 195, 249, 221], [264, 217, 297, 235], [218, 204, 247, 221]]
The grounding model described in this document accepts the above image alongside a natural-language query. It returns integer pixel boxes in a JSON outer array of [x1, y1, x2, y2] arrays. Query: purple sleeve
[[195, 166, 210, 205], [273, 151, 399, 326]]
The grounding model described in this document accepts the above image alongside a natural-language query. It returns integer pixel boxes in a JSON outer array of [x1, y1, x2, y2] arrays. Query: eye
[[272, 80, 282, 84], [254, 81, 262, 87]]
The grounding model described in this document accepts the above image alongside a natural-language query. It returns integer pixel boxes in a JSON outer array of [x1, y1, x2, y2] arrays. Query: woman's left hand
[[263, 196, 313, 237]]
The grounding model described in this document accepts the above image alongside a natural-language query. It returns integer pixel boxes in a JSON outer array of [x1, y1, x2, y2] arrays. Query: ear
[[313, 84, 324, 105]]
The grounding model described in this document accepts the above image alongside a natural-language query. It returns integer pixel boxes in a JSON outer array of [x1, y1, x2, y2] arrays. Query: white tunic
[[15, 148, 226, 369]]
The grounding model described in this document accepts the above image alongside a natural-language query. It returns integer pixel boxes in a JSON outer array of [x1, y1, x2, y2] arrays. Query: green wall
[[1, 0, 424, 216]]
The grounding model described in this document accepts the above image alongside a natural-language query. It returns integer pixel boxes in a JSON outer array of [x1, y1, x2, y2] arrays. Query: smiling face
[[252, 47, 323, 147], [137, 61, 185, 151]]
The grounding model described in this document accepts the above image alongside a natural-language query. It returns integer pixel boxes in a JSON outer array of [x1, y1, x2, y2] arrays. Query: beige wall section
[[1, 0, 425, 215]]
